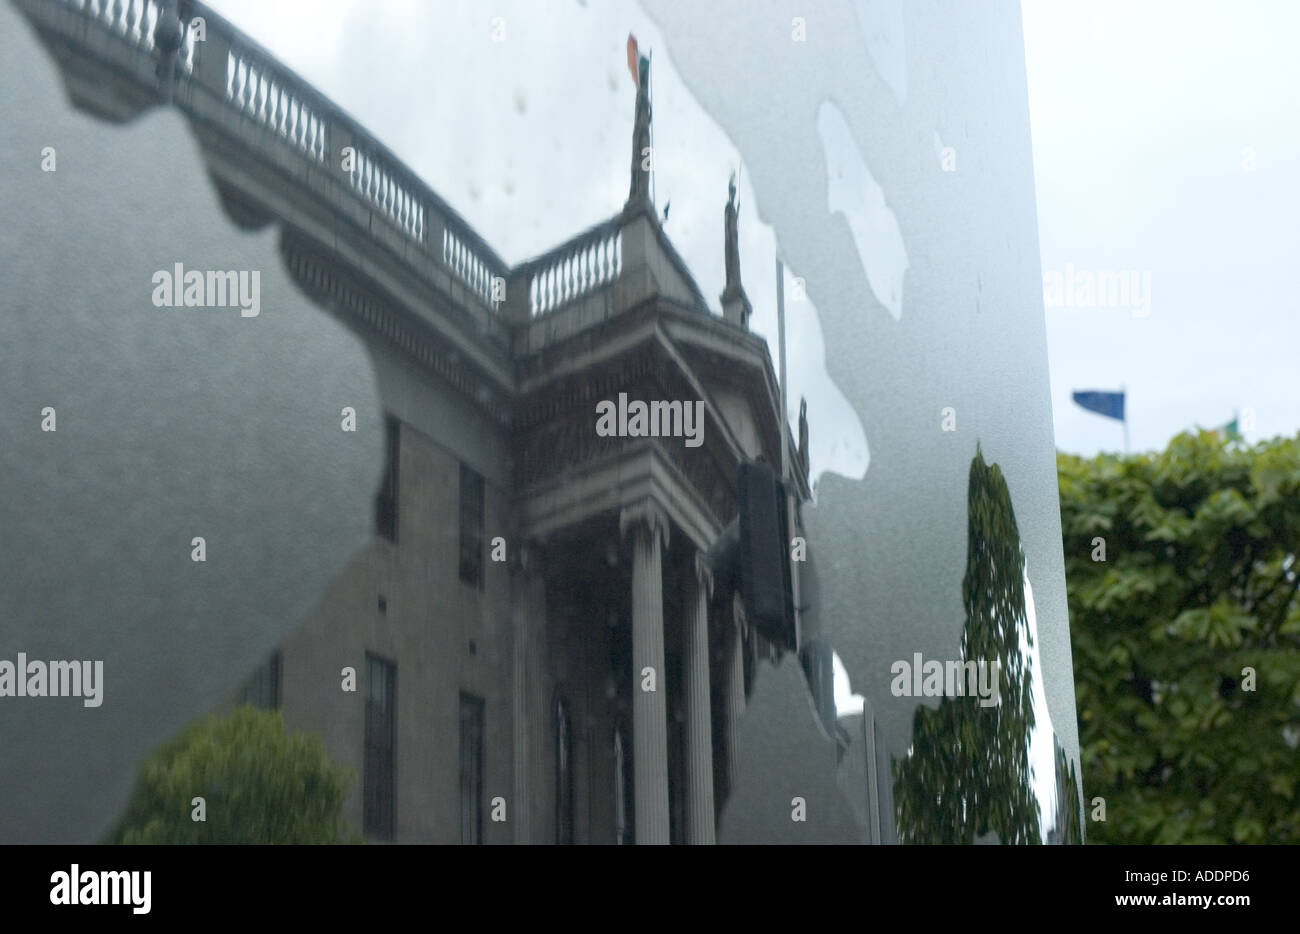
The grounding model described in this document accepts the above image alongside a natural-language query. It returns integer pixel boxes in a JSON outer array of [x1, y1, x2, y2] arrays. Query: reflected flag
[[1072, 390, 1125, 422]]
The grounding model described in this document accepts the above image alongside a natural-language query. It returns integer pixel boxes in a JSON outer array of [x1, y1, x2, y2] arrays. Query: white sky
[[205, 0, 1300, 461], [1022, 0, 1300, 454]]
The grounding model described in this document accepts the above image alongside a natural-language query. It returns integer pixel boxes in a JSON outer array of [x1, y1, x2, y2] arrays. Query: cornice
[[281, 234, 514, 425]]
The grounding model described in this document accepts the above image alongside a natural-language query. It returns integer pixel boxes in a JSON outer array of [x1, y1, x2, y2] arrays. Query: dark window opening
[[240, 650, 281, 710], [363, 653, 396, 840], [668, 704, 685, 845], [376, 416, 400, 543], [459, 464, 485, 588], [555, 696, 575, 844], [614, 726, 632, 845], [460, 692, 485, 844]]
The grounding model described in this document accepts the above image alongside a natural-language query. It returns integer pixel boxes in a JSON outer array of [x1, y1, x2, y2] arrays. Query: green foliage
[[895, 447, 1053, 843], [105, 706, 357, 844], [1061, 431, 1300, 844]]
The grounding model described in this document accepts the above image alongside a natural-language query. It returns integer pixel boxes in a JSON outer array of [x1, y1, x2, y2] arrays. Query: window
[[240, 650, 280, 710], [613, 727, 631, 845], [669, 709, 685, 845], [363, 654, 396, 840], [375, 416, 400, 542], [555, 696, 574, 844], [459, 693, 485, 844], [458, 464, 485, 588]]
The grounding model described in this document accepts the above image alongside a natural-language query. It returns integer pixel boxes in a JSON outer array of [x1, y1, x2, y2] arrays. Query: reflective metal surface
[[890, 450, 1082, 844], [644, 0, 1086, 844], [3, 0, 1083, 844], [721, 450, 1083, 843]]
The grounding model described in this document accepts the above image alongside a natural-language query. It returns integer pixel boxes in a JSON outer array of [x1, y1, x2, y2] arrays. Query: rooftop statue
[[723, 173, 740, 293], [628, 53, 652, 205]]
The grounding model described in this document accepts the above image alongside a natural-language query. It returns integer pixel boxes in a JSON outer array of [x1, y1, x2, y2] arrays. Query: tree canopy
[[106, 706, 355, 844], [1061, 431, 1300, 844]]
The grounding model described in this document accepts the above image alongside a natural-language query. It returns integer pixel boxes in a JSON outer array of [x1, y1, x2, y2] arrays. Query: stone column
[[510, 602, 530, 844], [724, 594, 747, 798], [506, 538, 543, 842], [620, 502, 671, 845], [684, 552, 716, 844], [509, 542, 537, 845]]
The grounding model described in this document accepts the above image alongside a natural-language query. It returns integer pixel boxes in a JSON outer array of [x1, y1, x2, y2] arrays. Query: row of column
[[621, 501, 746, 845]]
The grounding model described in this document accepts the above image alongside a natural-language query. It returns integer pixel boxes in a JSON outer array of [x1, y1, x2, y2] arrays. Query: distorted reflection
[[893, 447, 1083, 843]]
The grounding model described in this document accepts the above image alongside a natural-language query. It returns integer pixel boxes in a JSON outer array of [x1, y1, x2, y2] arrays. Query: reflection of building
[[228, 53, 810, 843], [12, 0, 805, 844], [14, 0, 1086, 847], [835, 702, 897, 845]]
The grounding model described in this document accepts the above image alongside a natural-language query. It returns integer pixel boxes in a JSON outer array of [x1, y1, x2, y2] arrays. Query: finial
[[154, 0, 185, 102], [720, 171, 751, 328]]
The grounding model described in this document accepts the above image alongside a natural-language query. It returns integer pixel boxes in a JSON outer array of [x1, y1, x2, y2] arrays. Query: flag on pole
[[1208, 415, 1242, 441], [627, 34, 639, 84], [1072, 390, 1125, 422]]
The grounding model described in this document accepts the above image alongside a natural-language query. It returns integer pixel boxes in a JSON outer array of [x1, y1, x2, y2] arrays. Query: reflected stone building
[[221, 47, 811, 844], [13, 0, 810, 845], [13, 0, 1083, 846]]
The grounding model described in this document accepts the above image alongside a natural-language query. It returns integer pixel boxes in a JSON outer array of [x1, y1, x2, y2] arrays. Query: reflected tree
[[1051, 741, 1084, 845], [893, 446, 1041, 843]]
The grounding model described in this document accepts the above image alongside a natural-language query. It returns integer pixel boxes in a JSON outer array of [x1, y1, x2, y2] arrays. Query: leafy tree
[[1060, 431, 1300, 844], [895, 447, 1047, 843], [106, 706, 356, 844]]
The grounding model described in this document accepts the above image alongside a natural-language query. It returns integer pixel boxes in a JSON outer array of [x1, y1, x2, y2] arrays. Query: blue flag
[[1073, 390, 1125, 422]]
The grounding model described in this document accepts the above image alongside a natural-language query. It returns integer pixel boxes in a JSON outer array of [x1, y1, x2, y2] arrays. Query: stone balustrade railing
[[40, 0, 507, 313], [444, 226, 498, 308], [27, 0, 715, 331], [224, 44, 329, 167], [513, 216, 624, 317], [61, 0, 198, 72]]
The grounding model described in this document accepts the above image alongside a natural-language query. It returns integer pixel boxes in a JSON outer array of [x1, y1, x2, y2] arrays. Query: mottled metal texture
[[640, 0, 1082, 843], [0, 0, 382, 843]]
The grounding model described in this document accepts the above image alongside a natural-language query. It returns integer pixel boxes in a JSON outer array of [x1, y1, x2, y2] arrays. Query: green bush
[[106, 706, 356, 844]]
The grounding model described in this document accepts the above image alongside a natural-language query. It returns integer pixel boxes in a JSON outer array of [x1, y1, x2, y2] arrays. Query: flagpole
[[648, 49, 655, 210]]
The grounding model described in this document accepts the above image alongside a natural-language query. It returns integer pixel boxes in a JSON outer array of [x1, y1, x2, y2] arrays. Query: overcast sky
[[206, 0, 1300, 465], [1023, 0, 1300, 455]]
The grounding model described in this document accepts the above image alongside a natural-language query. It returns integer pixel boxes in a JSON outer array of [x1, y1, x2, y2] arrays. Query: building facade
[[228, 50, 809, 845], [12, 0, 1085, 847]]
